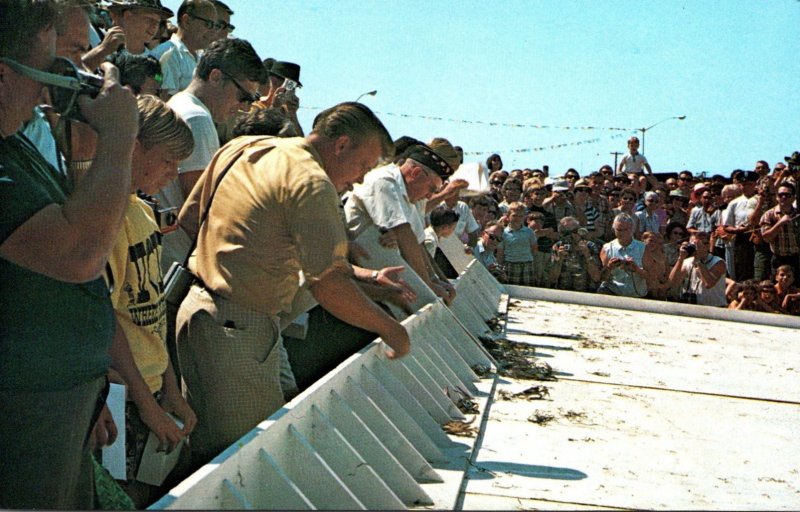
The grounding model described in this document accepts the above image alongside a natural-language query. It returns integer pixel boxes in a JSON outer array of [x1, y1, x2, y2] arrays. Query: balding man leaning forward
[[176, 102, 410, 468]]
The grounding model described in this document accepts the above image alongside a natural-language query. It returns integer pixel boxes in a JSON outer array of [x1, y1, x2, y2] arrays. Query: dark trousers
[[753, 242, 772, 281], [0, 378, 106, 509], [733, 233, 755, 281]]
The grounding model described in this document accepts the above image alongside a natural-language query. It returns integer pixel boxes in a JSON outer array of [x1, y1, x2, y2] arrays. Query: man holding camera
[[0, 1, 139, 508], [667, 232, 727, 307]]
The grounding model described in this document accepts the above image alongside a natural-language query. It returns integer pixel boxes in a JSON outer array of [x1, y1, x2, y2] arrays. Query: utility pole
[[610, 152, 622, 176]]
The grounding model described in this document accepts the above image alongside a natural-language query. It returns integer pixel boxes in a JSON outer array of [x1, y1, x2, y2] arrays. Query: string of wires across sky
[[301, 106, 640, 156]]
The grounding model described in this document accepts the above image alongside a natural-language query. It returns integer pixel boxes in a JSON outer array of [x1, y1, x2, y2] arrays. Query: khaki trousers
[[177, 285, 284, 468]]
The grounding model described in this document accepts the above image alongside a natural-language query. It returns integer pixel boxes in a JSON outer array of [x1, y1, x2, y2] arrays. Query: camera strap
[[0, 57, 82, 91], [182, 147, 249, 268]]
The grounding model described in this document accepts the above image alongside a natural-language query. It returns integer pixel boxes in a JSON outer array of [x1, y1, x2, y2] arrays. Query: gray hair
[[613, 212, 635, 229]]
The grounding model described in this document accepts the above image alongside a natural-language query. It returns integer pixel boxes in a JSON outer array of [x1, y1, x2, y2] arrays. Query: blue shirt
[[501, 225, 536, 263]]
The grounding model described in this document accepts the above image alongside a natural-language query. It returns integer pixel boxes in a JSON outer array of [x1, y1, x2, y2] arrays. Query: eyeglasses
[[490, 180, 504, 186], [189, 13, 217, 30], [566, 175, 579, 180], [216, 20, 235, 32], [486, 232, 503, 242], [777, 192, 794, 198], [219, 69, 259, 103]]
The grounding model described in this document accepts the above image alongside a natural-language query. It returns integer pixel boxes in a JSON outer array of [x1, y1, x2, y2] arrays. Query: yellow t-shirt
[[179, 136, 351, 316], [108, 196, 169, 393]]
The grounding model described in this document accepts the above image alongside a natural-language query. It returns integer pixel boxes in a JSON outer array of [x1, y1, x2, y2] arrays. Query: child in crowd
[[497, 202, 538, 286], [774, 265, 800, 314], [424, 206, 460, 278], [727, 279, 777, 312]]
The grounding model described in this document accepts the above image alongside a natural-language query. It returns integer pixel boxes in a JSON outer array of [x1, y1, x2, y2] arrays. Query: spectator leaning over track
[[0, 1, 139, 507], [176, 102, 410, 469], [345, 143, 457, 305], [598, 213, 648, 297], [667, 231, 728, 307]]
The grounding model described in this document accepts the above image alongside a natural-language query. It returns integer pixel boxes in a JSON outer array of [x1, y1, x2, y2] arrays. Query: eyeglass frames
[[218, 69, 259, 103]]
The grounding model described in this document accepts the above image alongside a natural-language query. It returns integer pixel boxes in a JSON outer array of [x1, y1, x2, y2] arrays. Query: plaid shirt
[[760, 205, 799, 256]]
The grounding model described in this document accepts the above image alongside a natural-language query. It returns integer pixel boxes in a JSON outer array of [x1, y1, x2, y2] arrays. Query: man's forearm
[[311, 271, 409, 355]]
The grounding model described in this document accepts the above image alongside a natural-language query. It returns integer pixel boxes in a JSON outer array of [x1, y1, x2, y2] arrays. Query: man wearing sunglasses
[[157, 37, 264, 270], [760, 183, 800, 278], [0, 1, 140, 508], [154, 0, 220, 97], [474, 222, 506, 280]]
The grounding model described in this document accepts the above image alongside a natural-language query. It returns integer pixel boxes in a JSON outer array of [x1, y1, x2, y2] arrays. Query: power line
[[299, 106, 634, 132]]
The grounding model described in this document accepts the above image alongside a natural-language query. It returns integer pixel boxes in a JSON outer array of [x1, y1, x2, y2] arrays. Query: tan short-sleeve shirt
[[179, 136, 351, 316]]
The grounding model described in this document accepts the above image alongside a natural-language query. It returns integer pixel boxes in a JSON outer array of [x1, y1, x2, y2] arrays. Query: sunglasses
[[566, 175, 579, 180], [189, 13, 217, 30], [486, 232, 503, 242], [219, 69, 260, 103], [777, 192, 794, 198], [216, 20, 235, 32]]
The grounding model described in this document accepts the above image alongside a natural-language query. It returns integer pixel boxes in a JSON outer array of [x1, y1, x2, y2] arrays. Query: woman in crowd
[[598, 213, 648, 297], [608, 187, 641, 238]]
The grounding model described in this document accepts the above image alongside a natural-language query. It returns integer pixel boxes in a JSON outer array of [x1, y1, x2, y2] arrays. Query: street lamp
[[639, 115, 686, 154], [355, 90, 378, 102]]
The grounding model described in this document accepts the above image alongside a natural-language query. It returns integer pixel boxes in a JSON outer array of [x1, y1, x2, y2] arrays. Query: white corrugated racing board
[[151, 262, 502, 510]]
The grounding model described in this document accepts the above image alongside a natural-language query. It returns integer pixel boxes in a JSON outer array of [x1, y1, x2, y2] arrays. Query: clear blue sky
[[164, 0, 800, 176]]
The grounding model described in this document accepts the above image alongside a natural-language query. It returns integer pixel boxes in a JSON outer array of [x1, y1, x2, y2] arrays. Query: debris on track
[[498, 385, 550, 401], [443, 417, 478, 437]]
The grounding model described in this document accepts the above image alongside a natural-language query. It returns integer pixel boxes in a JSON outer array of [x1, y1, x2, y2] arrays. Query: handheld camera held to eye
[[0, 56, 102, 123]]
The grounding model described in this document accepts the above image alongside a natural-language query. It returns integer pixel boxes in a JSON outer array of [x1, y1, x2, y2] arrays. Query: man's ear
[[208, 67, 224, 85], [333, 134, 350, 156]]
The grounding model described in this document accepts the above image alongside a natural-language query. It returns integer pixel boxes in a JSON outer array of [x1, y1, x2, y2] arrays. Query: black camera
[[678, 291, 698, 304], [47, 58, 103, 123], [137, 193, 178, 231], [684, 243, 696, 257]]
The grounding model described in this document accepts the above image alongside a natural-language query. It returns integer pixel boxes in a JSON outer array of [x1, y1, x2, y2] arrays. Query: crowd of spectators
[[0, 0, 798, 510], [465, 142, 799, 315]]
